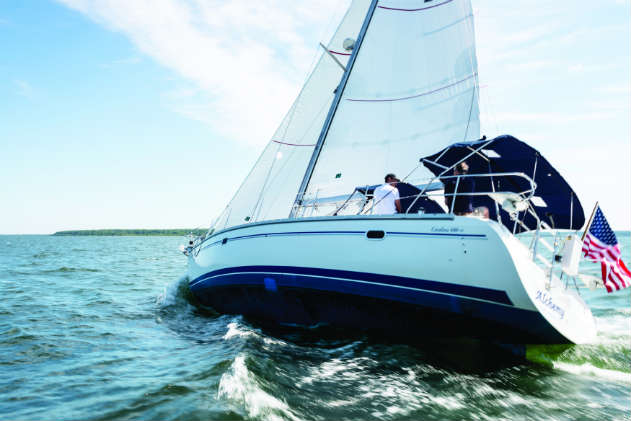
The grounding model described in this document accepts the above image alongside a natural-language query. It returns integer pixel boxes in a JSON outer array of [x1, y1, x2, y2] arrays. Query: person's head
[[385, 173, 398, 184], [454, 162, 469, 175]]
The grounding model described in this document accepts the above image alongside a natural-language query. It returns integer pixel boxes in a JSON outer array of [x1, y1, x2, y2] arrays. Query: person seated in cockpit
[[444, 162, 475, 215], [443, 162, 489, 218], [373, 173, 402, 214]]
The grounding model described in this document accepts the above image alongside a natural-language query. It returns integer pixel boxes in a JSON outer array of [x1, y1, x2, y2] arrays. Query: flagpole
[[581, 201, 599, 242]]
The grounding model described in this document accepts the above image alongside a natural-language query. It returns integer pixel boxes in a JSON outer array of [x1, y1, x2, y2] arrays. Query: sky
[[0, 0, 629, 234]]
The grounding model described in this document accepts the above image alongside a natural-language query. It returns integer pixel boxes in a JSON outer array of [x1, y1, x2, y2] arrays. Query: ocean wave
[[217, 354, 299, 421], [595, 314, 631, 344], [42, 267, 100, 273], [553, 361, 631, 384], [32, 251, 60, 258], [156, 273, 189, 307], [222, 319, 288, 347], [223, 320, 259, 341], [527, 340, 630, 376]]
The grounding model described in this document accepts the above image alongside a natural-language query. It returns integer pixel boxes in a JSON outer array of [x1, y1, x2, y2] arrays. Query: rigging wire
[[460, 0, 479, 142], [469, 6, 501, 137]]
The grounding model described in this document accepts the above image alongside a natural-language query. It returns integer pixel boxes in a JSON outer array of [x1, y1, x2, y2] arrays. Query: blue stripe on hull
[[189, 266, 568, 344], [199, 230, 487, 251], [188, 266, 569, 344], [190, 265, 512, 306]]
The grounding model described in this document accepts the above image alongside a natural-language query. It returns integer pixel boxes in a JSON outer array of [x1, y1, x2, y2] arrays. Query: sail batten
[[377, 0, 455, 13]]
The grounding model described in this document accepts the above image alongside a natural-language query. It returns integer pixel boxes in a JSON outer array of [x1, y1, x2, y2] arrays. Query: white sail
[[304, 0, 480, 200], [211, 0, 371, 231]]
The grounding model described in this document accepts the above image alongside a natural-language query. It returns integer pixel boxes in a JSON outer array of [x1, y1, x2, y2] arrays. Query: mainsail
[[210, 0, 371, 231], [211, 0, 480, 231], [302, 0, 480, 202]]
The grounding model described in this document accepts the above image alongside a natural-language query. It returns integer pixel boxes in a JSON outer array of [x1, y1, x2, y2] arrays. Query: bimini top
[[421, 135, 585, 232]]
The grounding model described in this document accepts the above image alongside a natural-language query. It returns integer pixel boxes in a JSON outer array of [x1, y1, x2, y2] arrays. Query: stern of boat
[[492, 223, 597, 344]]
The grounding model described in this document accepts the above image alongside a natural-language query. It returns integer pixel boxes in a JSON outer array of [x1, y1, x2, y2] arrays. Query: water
[[1, 234, 629, 420]]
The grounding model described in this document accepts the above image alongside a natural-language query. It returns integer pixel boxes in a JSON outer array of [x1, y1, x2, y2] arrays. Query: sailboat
[[184, 0, 599, 345]]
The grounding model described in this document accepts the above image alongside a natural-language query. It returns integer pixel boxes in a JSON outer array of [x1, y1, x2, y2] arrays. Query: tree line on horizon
[[53, 229, 207, 236]]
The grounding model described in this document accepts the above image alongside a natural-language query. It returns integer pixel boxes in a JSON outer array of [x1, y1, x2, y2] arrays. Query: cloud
[[56, 0, 351, 145], [568, 63, 616, 73], [501, 24, 558, 45], [99, 55, 142, 68], [475, 1, 628, 67], [506, 59, 559, 71], [599, 83, 631, 95], [494, 110, 616, 124], [111, 56, 142, 65], [587, 99, 629, 114], [14, 79, 34, 98]]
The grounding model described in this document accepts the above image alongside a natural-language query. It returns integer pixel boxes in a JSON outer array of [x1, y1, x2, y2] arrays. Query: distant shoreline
[[52, 229, 206, 236]]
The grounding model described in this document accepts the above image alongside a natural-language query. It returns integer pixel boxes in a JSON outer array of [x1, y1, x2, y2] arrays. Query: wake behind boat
[[183, 0, 613, 345]]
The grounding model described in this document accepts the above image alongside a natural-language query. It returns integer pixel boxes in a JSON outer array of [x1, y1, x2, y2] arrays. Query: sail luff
[[289, 0, 380, 218]]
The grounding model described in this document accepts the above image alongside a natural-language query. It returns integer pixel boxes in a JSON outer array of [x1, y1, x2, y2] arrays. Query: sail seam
[[272, 140, 317, 147], [346, 72, 476, 103], [329, 50, 351, 56], [378, 0, 453, 12]]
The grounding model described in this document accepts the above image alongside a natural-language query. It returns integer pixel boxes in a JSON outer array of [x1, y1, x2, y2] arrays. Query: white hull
[[187, 215, 596, 344]]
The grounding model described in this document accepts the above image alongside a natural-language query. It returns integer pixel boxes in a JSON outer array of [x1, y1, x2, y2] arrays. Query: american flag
[[582, 207, 631, 293]]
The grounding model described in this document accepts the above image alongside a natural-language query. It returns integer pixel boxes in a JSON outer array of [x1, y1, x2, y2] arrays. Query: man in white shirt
[[372, 173, 401, 214]]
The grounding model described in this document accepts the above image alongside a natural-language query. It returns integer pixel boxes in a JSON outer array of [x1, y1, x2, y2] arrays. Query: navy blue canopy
[[421, 135, 585, 232], [355, 182, 445, 214]]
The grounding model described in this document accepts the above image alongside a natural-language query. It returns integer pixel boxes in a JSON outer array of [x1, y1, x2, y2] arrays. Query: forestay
[[210, 1, 371, 232], [303, 0, 480, 202]]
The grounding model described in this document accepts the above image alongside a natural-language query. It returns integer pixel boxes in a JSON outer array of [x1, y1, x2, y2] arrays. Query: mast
[[289, 0, 379, 218]]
